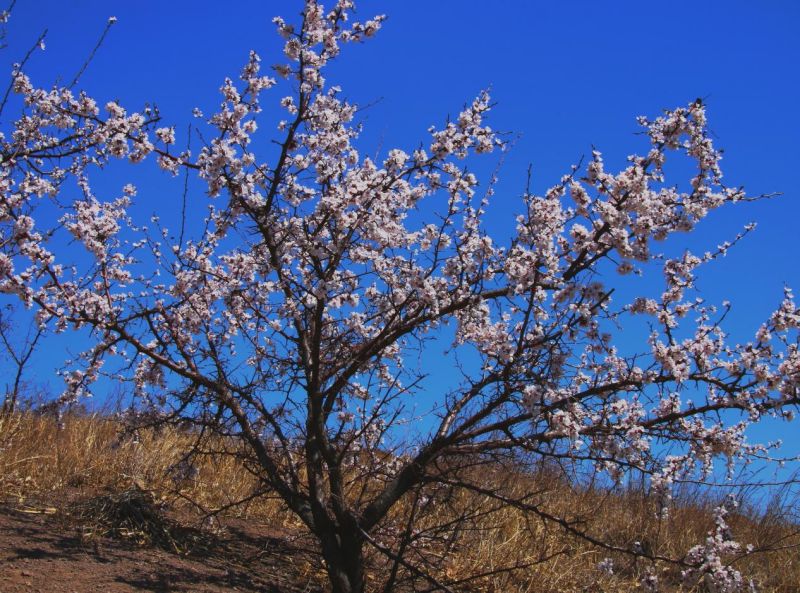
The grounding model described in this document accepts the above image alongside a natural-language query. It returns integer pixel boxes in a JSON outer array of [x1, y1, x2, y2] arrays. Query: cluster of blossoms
[[0, 2, 796, 591], [594, 498, 757, 592], [682, 499, 755, 593]]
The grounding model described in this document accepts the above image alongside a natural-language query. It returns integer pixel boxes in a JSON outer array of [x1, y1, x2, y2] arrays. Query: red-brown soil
[[0, 500, 324, 593]]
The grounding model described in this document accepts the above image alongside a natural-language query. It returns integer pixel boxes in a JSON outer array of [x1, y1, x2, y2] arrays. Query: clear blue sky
[[7, 0, 797, 314], [3, 1, 799, 458]]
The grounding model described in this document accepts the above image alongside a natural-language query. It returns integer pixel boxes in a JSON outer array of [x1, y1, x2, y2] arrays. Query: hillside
[[1, 412, 799, 592]]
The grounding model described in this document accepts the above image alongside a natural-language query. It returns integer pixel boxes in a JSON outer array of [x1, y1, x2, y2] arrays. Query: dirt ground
[[0, 500, 325, 593]]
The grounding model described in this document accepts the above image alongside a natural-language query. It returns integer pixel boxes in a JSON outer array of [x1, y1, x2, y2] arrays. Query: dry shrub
[[65, 484, 207, 553]]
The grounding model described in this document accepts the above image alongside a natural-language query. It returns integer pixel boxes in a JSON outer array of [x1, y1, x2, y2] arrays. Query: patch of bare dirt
[[0, 498, 325, 593]]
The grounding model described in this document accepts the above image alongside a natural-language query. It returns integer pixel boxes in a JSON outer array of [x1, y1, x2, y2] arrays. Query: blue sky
[[6, 0, 797, 314], [3, 1, 799, 461]]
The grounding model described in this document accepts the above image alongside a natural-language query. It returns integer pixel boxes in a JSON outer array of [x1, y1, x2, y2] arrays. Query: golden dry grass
[[1, 411, 798, 592]]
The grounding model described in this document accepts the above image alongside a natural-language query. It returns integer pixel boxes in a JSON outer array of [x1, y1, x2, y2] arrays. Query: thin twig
[[179, 123, 191, 248], [69, 17, 116, 89], [0, 28, 46, 120]]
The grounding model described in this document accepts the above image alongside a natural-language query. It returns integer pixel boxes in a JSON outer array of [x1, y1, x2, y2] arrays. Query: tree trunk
[[320, 529, 365, 593]]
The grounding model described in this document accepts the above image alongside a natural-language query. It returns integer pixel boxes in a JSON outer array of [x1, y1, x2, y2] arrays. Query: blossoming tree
[[1, 2, 798, 592]]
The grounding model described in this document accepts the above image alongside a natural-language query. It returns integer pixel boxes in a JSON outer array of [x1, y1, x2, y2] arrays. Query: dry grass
[[0, 411, 290, 516], [1, 411, 798, 592]]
